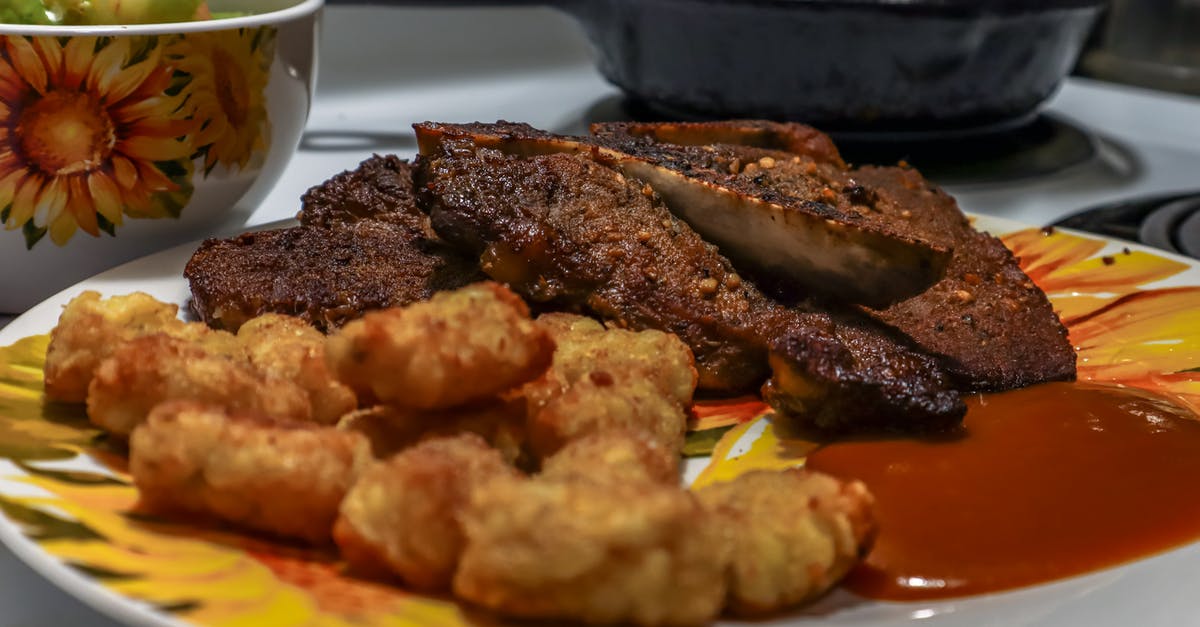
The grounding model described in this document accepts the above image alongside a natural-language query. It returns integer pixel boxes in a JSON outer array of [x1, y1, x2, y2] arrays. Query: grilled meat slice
[[414, 121, 950, 308], [298, 154, 430, 233], [596, 120, 1076, 391], [417, 138, 963, 431], [852, 166, 1076, 390], [187, 156, 481, 332], [185, 222, 481, 333]]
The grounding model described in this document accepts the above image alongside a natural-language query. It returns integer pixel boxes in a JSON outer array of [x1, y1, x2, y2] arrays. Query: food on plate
[[337, 398, 528, 465], [539, 429, 680, 486], [44, 291, 185, 403], [185, 156, 481, 333], [326, 282, 554, 410], [43, 279, 884, 624], [524, 313, 696, 458], [454, 473, 729, 626], [129, 401, 371, 544], [694, 469, 876, 616], [333, 433, 519, 590], [595, 120, 1075, 391], [2, 0, 214, 25], [417, 132, 964, 432], [236, 314, 357, 424], [87, 334, 311, 436], [414, 121, 950, 308]]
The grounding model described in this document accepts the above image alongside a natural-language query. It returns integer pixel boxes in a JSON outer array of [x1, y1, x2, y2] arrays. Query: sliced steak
[[417, 138, 963, 432], [186, 156, 481, 332]]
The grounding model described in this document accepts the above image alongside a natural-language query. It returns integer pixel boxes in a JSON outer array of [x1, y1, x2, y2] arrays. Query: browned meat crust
[[417, 138, 963, 432], [186, 222, 480, 333], [595, 120, 1076, 391], [298, 154, 430, 233], [185, 156, 482, 332], [852, 166, 1076, 390], [415, 121, 950, 308]]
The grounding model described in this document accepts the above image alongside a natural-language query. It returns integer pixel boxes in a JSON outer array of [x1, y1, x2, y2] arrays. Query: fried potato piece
[[333, 434, 519, 591], [237, 314, 357, 424], [327, 282, 554, 410], [455, 475, 728, 626], [693, 469, 876, 616], [44, 291, 247, 403], [538, 427, 679, 486], [129, 401, 371, 544], [87, 334, 311, 437], [524, 313, 697, 458], [337, 397, 527, 465]]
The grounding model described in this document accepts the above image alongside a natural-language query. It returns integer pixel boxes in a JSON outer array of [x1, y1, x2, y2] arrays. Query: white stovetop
[[2, 4, 1200, 625]]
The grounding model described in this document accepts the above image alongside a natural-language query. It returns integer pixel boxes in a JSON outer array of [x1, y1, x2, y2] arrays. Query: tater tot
[[44, 291, 185, 402], [454, 475, 729, 627], [237, 314, 357, 424], [87, 334, 311, 436], [524, 313, 697, 458], [129, 401, 371, 544], [337, 396, 527, 465], [44, 291, 246, 403], [326, 282, 554, 410], [693, 469, 876, 616], [333, 434, 519, 590], [539, 429, 679, 485]]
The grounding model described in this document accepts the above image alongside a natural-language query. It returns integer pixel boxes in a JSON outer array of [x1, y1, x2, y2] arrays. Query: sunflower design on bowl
[[0, 27, 277, 249]]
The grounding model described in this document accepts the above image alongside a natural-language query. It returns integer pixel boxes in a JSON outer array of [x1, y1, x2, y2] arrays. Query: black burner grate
[[1054, 192, 1200, 260]]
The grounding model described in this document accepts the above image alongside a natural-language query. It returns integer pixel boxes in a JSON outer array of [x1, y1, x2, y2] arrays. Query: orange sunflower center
[[15, 91, 116, 177], [213, 48, 250, 127]]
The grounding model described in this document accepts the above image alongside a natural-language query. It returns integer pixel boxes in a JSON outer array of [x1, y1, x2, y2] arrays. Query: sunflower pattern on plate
[[0, 225, 1196, 626], [0, 28, 277, 248]]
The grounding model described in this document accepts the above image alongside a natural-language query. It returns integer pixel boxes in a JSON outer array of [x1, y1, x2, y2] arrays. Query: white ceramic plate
[[0, 215, 1198, 626]]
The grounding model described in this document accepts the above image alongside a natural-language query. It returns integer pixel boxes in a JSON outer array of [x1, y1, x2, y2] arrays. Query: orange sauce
[[806, 382, 1200, 601]]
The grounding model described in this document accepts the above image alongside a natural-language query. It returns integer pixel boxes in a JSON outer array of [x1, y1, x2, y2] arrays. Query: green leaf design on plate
[[683, 424, 736, 457]]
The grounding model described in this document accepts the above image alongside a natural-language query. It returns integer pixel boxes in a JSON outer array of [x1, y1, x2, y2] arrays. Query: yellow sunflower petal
[[66, 177, 100, 236], [8, 173, 44, 226], [86, 172, 124, 225], [1039, 249, 1190, 295], [85, 39, 132, 96], [118, 135, 191, 163], [101, 46, 161, 103], [1002, 227, 1106, 288], [690, 416, 816, 489], [30, 35, 63, 80], [60, 37, 96, 91], [32, 176, 68, 228], [47, 210, 79, 245], [1071, 287, 1200, 381], [0, 169, 22, 218], [4, 37, 48, 95], [111, 155, 139, 190]]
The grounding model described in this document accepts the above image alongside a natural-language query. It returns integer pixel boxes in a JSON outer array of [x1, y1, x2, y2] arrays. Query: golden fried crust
[[129, 401, 371, 544], [237, 314, 357, 424], [337, 397, 528, 465], [333, 434, 518, 591], [44, 291, 184, 403], [539, 430, 679, 486], [529, 378, 688, 461], [44, 291, 251, 403], [524, 314, 697, 458], [87, 334, 312, 437], [693, 469, 876, 616], [326, 282, 554, 410], [454, 476, 728, 627]]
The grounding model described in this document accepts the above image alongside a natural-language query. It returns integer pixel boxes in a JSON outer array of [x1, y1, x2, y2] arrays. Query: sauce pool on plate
[[807, 382, 1200, 601]]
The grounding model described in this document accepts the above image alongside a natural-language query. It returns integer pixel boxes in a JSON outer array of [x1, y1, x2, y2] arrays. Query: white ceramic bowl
[[0, 0, 321, 312]]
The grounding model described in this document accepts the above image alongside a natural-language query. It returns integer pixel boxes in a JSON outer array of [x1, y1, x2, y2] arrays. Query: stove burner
[[586, 97, 1099, 187], [1054, 191, 1200, 260]]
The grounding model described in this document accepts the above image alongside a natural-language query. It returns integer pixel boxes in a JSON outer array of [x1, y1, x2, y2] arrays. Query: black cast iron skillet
[[328, 0, 1106, 135]]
